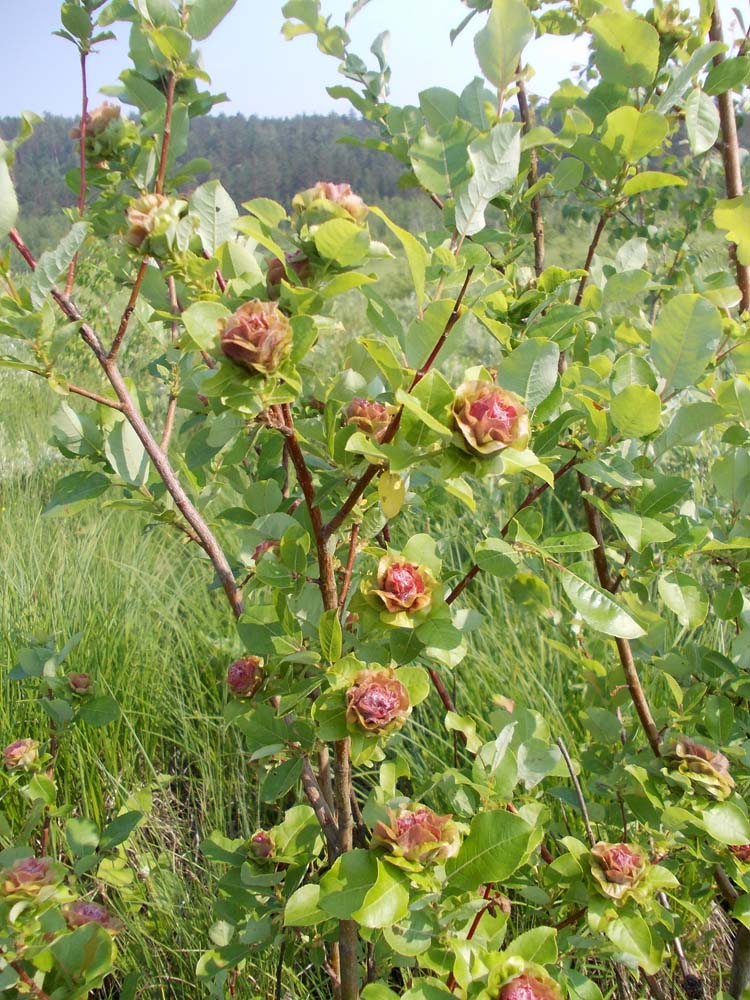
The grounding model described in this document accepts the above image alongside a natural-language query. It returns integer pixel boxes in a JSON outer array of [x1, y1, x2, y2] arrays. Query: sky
[[0, 0, 591, 119]]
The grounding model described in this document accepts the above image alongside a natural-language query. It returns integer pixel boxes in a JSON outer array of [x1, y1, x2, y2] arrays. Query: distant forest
[[0, 113, 407, 218]]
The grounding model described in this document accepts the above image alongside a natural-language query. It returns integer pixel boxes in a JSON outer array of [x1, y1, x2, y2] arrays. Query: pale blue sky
[[0, 0, 590, 118]]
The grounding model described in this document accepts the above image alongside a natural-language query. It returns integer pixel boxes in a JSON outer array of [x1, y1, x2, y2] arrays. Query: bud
[[590, 842, 648, 903], [63, 900, 123, 933], [370, 556, 437, 615], [372, 804, 460, 864], [344, 398, 390, 442], [498, 973, 563, 1000], [125, 193, 185, 250], [226, 656, 264, 698], [667, 737, 735, 801], [346, 669, 411, 735], [68, 672, 94, 696], [292, 181, 368, 224], [3, 738, 39, 770], [249, 830, 274, 861], [220, 300, 293, 376], [453, 380, 530, 456], [266, 252, 311, 297], [731, 845, 750, 864], [70, 101, 121, 140], [2, 856, 57, 897]]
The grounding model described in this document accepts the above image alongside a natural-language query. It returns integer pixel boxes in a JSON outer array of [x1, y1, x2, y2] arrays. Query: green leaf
[[703, 801, 750, 845], [78, 694, 121, 727], [100, 810, 143, 850], [561, 571, 645, 639], [589, 11, 659, 89], [30, 222, 88, 308], [704, 55, 750, 96], [0, 158, 18, 235], [685, 88, 720, 155], [610, 385, 662, 438], [105, 420, 150, 486], [319, 609, 343, 663], [187, 0, 238, 39], [606, 914, 660, 973], [314, 218, 369, 266], [503, 925, 558, 965], [714, 196, 750, 266], [190, 181, 238, 256], [608, 510, 675, 552], [657, 571, 708, 629], [408, 122, 474, 197], [651, 294, 721, 394], [475, 537, 519, 578], [395, 388, 452, 438], [319, 849, 379, 919], [622, 172, 687, 196], [43, 470, 111, 517], [50, 922, 115, 983], [66, 817, 100, 857], [474, 0, 534, 92], [446, 809, 533, 891], [182, 300, 230, 351], [497, 339, 559, 408], [455, 123, 521, 237], [284, 883, 327, 927], [352, 859, 410, 929], [542, 532, 598, 554], [368, 206, 428, 310], [601, 107, 667, 162]]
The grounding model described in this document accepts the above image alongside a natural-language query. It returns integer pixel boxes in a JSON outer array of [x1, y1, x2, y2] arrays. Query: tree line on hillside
[[0, 113, 407, 217]]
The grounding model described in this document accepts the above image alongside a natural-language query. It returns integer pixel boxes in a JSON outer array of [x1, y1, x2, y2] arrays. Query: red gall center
[[396, 809, 435, 837], [385, 563, 425, 603], [606, 844, 642, 877], [357, 683, 403, 721], [469, 394, 518, 436], [500, 973, 557, 1000], [8, 857, 50, 885]]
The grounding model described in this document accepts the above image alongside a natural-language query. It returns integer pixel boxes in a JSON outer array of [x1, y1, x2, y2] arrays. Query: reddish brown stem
[[9, 962, 52, 1000], [324, 270, 474, 539], [579, 476, 661, 757], [428, 667, 457, 714], [338, 522, 360, 615], [160, 274, 180, 451], [301, 755, 340, 859], [65, 50, 88, 296], [8, 228, 244, 619], [575, 213, 609, 307], [447, 455, 579, 606], [516, 72, 545, 276], [709, 7, 750, 312], [108, 259, 148, 360], [155, 74, 176, 195], [446, 884, 494, 992]]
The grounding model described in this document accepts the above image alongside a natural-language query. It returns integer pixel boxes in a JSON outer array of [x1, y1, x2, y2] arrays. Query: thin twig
[[9, 962, 52, 1000], [160, 274, 180, 451], [65, 50, 88, 296], [446, 883, 493, 991], [516, 70, 544, 276], [709, 6, 750, 312], [338, 523, 360, 615], [557, 737, 596, 847], [301, 756, 340, 859]]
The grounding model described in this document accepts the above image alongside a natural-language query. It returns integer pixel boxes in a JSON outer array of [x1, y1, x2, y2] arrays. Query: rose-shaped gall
[[4, 738, 39, 770], [70, 101, 121, 139], [370, 555, 437, 615], [227, 656, 264, 699], [125, 193, 184, 249], [346, 668, 411, 735], [292, 181, 368, 223], [731, 845, 750, 864], [453, 380, 529, 456], [219, 300, 292, 376], [266, 252, 311, 297], [68, 672, 93, 696], [590, 842, 648, 904], [667, 737, 735, 801], [2, 856, 57, 897], [372, 803, 460, 864], [249, 830, 274, 861], [344, 398, 390, 442], [63, 900, 123, 933], [498, 972, 563, 1000]]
